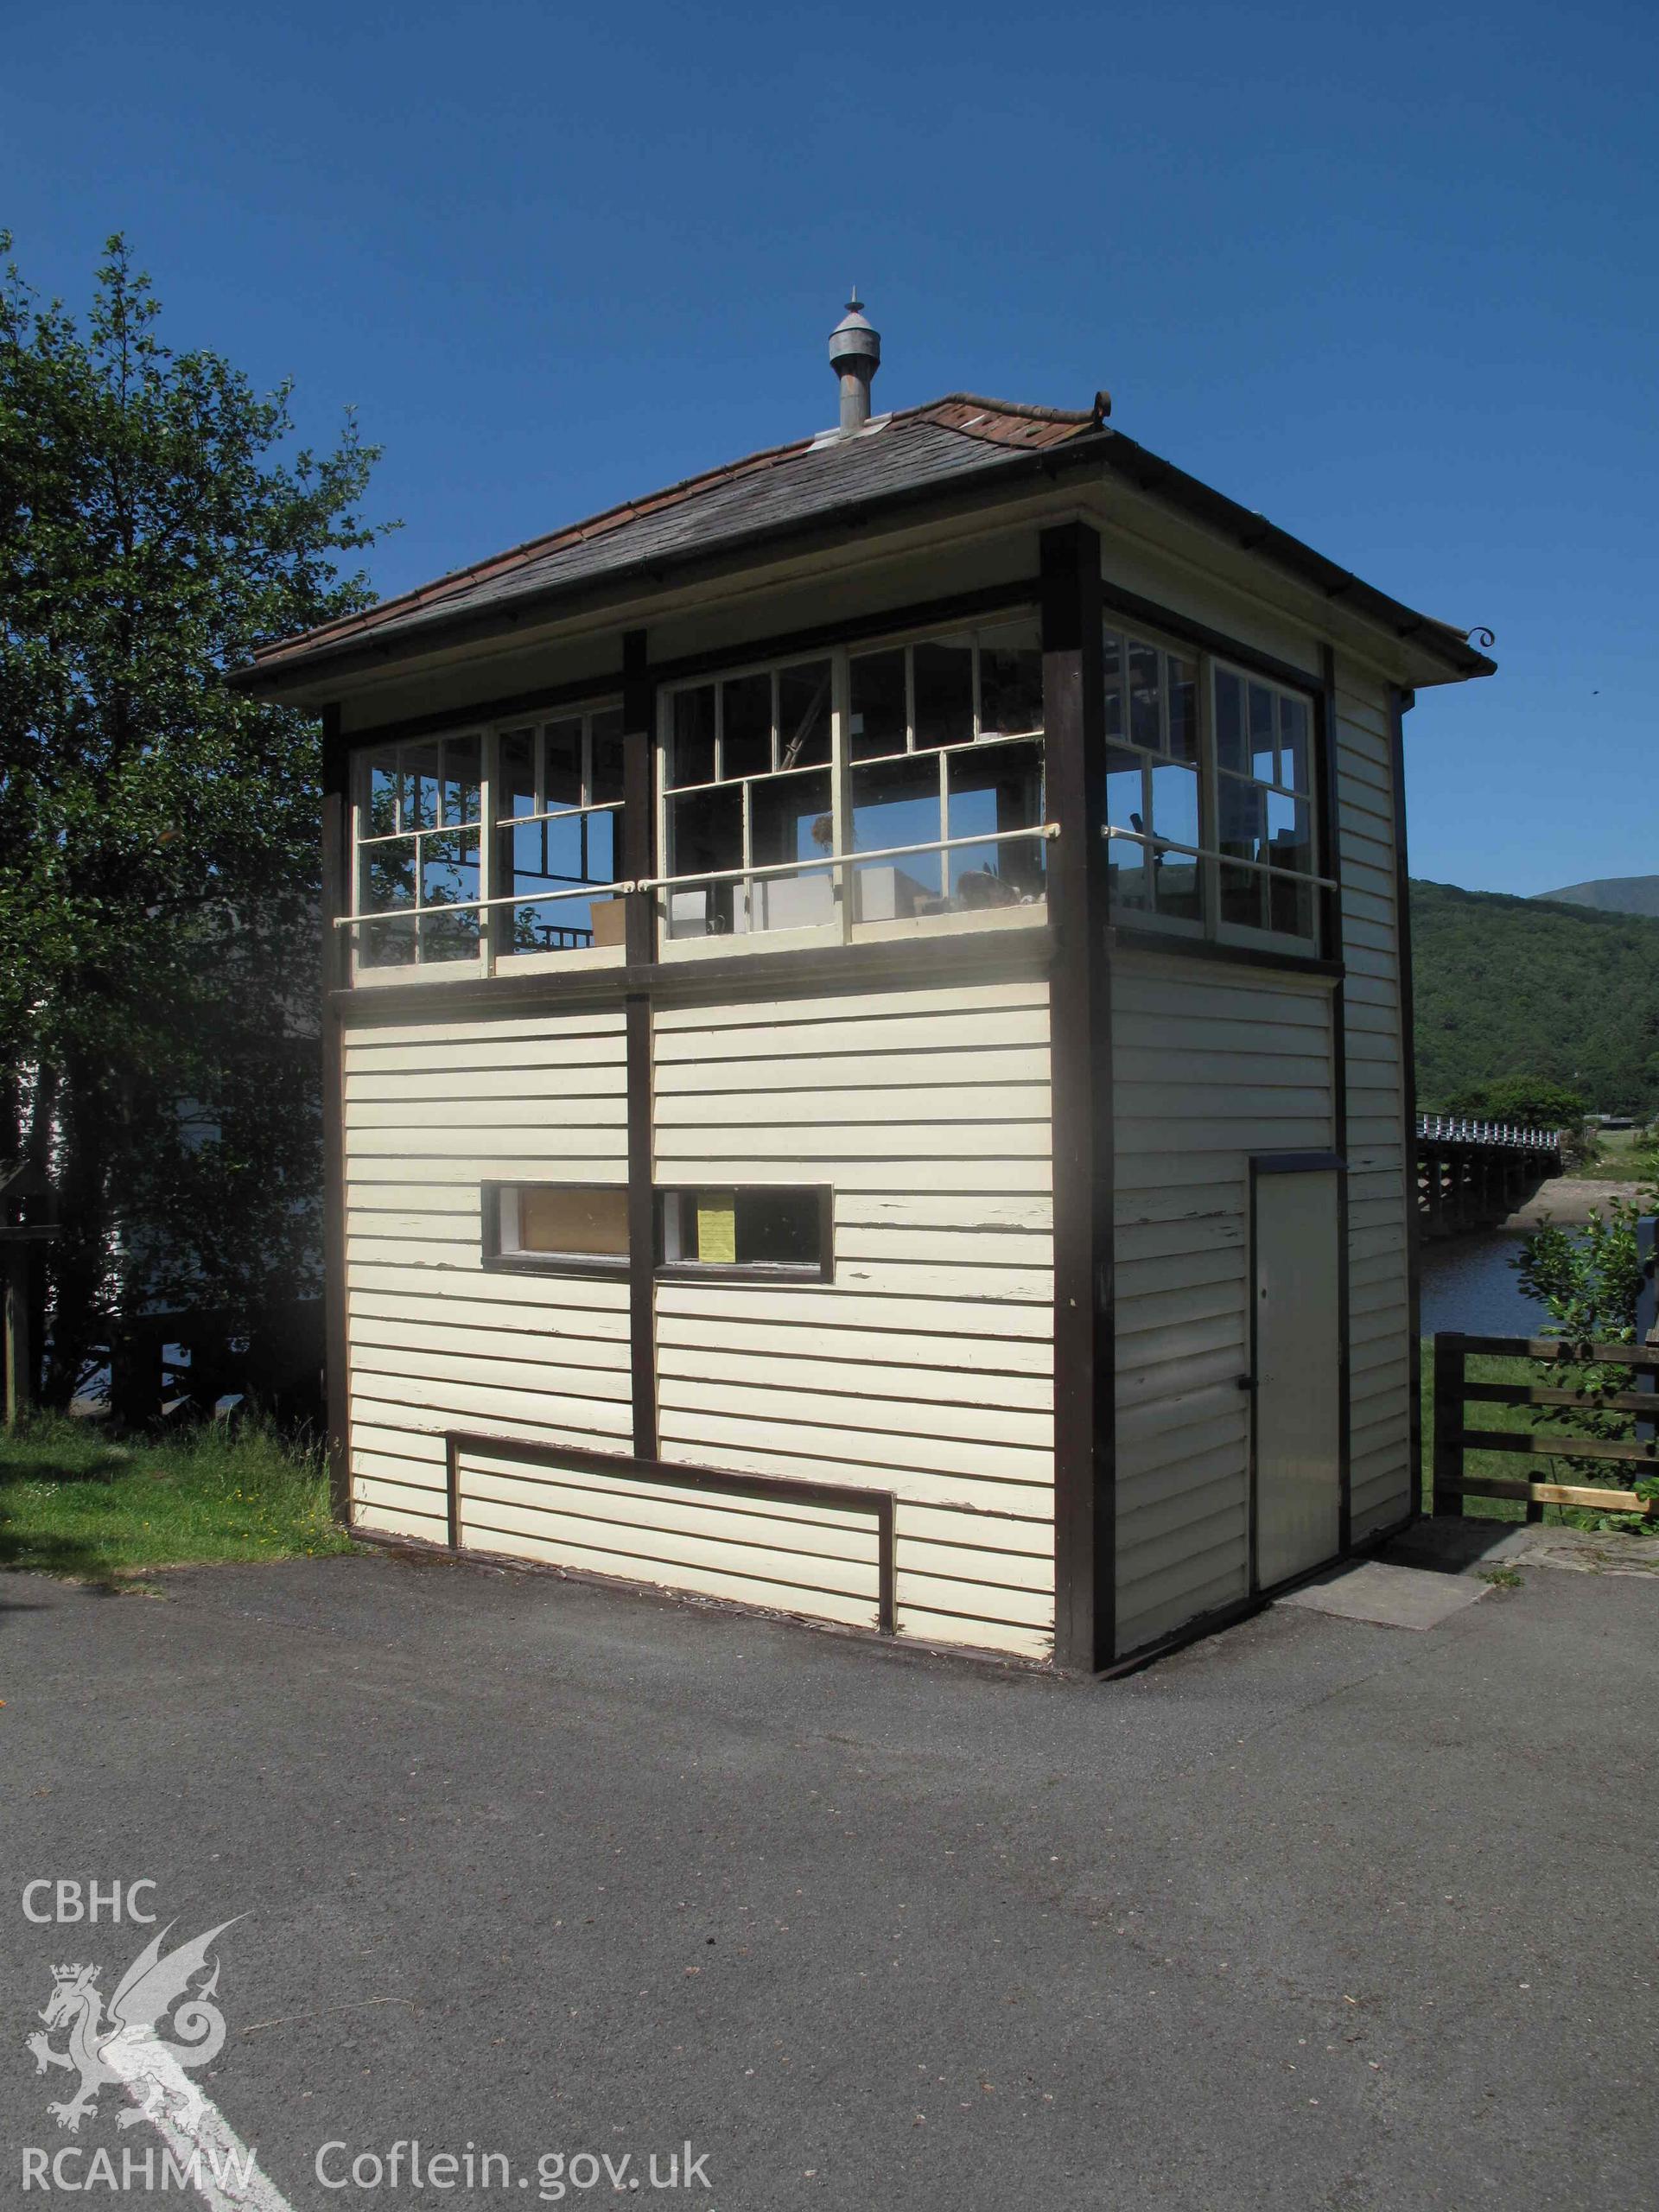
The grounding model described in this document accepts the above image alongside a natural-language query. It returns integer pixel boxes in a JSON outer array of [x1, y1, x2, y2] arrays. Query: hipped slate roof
[[232, 393, 1495, 688]]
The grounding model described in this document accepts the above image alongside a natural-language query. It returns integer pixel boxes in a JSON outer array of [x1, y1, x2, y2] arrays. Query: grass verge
[[0, 1414, 353, 1583], [1563, 1127, 1656, 1182]]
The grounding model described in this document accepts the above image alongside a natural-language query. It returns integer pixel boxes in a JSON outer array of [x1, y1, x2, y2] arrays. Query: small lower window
[[486, 1184, 628, 1271], [483, 1182, 830, 1280], [659, 1187, 829, 1278]]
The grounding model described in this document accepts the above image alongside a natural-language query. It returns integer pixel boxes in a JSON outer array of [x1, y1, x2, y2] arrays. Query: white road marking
[[103, 2037, 296, 2212]]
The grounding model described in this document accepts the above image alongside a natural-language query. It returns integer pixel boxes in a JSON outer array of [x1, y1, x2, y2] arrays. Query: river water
[[1419, 1230, 1550, 1337]]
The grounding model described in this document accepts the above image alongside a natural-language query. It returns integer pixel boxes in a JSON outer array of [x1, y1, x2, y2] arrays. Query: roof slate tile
[[245, 397, 1100, 672]]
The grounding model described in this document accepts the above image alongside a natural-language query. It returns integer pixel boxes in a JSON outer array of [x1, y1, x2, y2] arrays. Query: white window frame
[[652, 617, 1051, 961], [347, 699, 627, 988], [493, 704, 627, 971], [1207, 658, 1321, 955], [351, 730, 488, 982], [1102, 620, 1329, 958], [483, 1180, 630, 1277], [658, 651, 840, 950], [1101, 629, 1206, 944]]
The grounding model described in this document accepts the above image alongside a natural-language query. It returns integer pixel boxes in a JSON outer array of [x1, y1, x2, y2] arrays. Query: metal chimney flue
[[829, 292, 880, 434]]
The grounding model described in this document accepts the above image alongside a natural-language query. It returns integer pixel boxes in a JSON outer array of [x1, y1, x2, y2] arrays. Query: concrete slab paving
[[1274, 1559, 1491, 1629], [1507, 1526, 1659, 1576]]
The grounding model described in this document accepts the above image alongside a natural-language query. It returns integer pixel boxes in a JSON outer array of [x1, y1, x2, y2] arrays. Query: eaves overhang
[[227, 419, 1495, 700]]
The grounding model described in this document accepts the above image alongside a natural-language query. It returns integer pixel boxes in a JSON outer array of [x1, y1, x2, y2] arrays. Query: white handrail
[[333, 878, 631, 929], [333, 823, 1060, 930], [1102, 823, 1338, 893], [636, 822, 1059, 898]]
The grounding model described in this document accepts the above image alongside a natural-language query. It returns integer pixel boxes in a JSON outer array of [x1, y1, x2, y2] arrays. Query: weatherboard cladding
[[341, 982, 1058, 1661], [1333, 666, 1415, 1539], [1111, 953, 1339, 1654]]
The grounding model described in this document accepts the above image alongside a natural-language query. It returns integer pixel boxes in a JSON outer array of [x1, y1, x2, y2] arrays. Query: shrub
[[1516, 1154, 1659, 1531]]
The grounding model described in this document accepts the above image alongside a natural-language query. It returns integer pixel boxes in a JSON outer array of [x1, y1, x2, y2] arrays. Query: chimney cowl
[[828, 293, 880, 434]]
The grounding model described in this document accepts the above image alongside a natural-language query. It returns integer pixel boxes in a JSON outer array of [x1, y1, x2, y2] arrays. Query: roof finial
[[828, 293, 880, 436]]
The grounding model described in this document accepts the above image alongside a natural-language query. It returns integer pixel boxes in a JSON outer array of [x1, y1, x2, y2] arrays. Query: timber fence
[[1431, 1332, 1659, 1523]]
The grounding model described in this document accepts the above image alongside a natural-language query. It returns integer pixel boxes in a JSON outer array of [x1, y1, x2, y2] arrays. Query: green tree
[[1411, 877, 1659, 1121], [1442, 1075, 1586, 1128], [0, 234, 386, 1404]]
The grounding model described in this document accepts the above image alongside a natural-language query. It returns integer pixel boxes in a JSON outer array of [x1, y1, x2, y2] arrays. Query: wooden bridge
[[1415, 1114, 1563, 1238]]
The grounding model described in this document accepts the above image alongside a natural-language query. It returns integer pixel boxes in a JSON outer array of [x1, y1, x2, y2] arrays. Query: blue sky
[[6, 0, 1653, 896]]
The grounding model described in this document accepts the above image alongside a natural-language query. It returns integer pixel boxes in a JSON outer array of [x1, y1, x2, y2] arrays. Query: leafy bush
[[1516, 1148, 1659, 1531]]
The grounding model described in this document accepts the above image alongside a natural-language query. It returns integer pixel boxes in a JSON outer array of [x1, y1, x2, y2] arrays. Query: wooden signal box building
[[233, 301, 1493, 1670]]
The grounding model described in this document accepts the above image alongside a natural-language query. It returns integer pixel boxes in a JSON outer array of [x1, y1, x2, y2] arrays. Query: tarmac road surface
[[2, 1539, 1654, 2209]]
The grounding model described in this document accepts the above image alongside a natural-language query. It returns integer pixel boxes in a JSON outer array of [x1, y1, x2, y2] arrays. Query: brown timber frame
[[319, 703, 353, 1524], [442, 1430, 897, 1633], [1042, 521, 1115, 1672], [1389, 685, 1422, 1526], [1318, 644, 1353, 1553]]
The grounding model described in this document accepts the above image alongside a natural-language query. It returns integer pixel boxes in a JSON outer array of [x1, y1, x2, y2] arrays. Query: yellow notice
[[696, 1197, 737, 1263]]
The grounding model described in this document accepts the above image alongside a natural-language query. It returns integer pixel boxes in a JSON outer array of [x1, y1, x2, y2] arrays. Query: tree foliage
[[1412, 878, 1659, 1118], [0, 234, 386, 1402], [1441, 1074, 1587, 1128], [1516, 1141, 1659, 1531]]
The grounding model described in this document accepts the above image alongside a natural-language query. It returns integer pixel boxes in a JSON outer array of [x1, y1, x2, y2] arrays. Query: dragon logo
[[25, 1919, 240, 2135]]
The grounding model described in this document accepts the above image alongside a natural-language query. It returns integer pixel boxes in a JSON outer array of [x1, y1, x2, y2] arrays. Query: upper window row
[[660, 625, 1046, 941], [346, 618, 1324, 970], [358, 711, 624, 968]]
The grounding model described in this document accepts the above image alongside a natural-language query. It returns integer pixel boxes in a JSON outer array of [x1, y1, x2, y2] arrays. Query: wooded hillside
[[1411, 880, 1659, 1116]]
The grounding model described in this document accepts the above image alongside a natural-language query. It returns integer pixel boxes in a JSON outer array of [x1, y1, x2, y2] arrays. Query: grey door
[[1252, 1160, 1343, 1587]]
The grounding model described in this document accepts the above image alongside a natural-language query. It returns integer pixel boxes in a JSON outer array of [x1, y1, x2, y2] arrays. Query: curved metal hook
[[1465, 625, 1496, 649]]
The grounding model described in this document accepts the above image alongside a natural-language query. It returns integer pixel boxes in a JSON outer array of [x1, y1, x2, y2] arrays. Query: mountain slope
[[1411, 879, 1659, 1114], [1534, 874, 1659, 919]]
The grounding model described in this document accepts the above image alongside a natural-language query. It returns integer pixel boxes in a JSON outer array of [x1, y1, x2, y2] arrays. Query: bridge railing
[[1415, 1115, 1563, 1153]]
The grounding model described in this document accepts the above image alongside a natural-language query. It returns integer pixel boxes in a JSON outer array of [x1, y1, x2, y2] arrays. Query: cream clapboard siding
[[451, 1445, 885, 1629], [653, 979, 1055, 1661], [1112, 952, 1337, 1656], [341, 1008, 632, 1543], [1334, 670, 1415, 1537]]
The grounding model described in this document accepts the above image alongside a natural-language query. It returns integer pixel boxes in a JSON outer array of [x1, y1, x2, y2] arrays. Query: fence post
[[108, 1318, 159, 1431], [3, 1245, 31, 1429], [1637, 1217, 1656, 1449], [1432, 1332, 1465, 1517]]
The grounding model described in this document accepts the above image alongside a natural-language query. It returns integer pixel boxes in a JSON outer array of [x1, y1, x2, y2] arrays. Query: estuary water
[[1419, 1230, 1551, 1337]]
